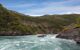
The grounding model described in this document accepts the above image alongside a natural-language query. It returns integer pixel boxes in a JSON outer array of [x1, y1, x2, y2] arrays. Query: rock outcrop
[[56, 27, 80, 44]]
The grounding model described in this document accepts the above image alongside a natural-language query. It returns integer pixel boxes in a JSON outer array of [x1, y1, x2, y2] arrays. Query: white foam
[[40, 39, 46, 41], [0, 45, 11, 50], [55, 47, 62, 50]]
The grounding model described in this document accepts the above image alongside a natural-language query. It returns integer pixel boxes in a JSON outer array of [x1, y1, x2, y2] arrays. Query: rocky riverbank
[[56, 27, 80, 44]]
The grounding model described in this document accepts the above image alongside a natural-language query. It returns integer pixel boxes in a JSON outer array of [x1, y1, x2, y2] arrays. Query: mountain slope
[[0, 4, 80, 35]]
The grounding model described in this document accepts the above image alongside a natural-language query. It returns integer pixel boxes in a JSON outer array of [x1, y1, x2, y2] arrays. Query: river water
[[0, 35, 80, 50]]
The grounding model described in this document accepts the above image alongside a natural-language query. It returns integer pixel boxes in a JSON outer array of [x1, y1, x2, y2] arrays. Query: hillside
[[0, 4, 80, 36]]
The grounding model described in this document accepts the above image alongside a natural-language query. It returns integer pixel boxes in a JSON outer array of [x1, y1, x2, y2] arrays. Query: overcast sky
[[0, 0, 80, 16]]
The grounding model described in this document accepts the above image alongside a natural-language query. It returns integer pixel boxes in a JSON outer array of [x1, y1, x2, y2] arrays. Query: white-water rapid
[[0, 34, 80, 50]]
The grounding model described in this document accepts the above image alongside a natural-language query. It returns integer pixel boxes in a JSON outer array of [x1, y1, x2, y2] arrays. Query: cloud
[[5, 0, 80, 16], [22, 0, 80, 16], [24, 5, 80, 16]]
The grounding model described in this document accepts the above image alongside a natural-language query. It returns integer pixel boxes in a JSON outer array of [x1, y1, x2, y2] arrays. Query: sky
[[0, 0, 80, 16]]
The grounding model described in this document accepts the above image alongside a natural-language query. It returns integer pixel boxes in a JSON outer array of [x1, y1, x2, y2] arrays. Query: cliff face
[[0, 4, 80, 36]]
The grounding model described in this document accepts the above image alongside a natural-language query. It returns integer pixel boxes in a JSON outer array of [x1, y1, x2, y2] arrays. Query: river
[[0, 34, 80, 50]]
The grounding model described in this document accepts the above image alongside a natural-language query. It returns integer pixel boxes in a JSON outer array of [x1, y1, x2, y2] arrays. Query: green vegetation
[[0, 4, 80, 35]]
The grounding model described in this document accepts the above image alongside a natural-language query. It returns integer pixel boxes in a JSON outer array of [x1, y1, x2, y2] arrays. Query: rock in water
[[37, 34, 46, 37]]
